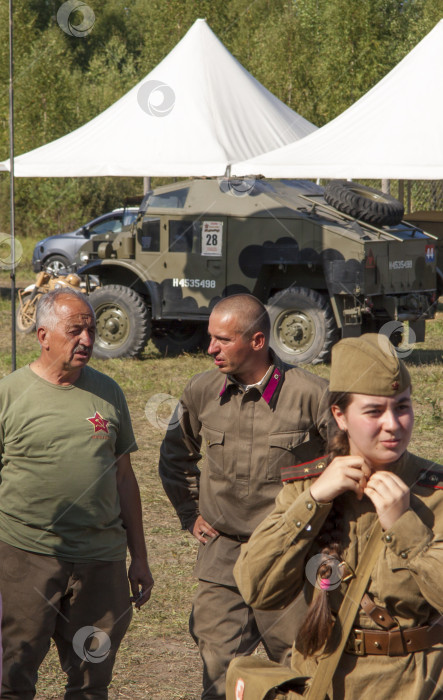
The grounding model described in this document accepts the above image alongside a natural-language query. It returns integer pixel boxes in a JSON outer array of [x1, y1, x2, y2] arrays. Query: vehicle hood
[[37, 229, 86, 245]]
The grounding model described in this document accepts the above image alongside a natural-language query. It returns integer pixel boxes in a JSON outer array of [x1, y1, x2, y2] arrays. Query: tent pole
[[381, 179, 390, 195], [407, 181, 412, 214], [398, 180, 404, 208], [9, 0, 16, 372]]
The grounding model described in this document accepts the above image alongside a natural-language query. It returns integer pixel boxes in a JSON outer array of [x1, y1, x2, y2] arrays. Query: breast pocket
[[267, 430, 325, 480], [202, 425, 225, 477]]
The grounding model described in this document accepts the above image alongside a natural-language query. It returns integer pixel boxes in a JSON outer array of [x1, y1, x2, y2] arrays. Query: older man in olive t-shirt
[[0, 289, 154, 700]]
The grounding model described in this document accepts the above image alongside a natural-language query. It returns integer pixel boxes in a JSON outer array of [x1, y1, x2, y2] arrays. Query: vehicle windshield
[[146, 188, 189, 210], [123, 211, 138, 226]]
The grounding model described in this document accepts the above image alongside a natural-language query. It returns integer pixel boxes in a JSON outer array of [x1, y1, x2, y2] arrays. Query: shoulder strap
[[281, 456, 328, 482], [416, 467, 443, 489], [306, 520, 384, 700]]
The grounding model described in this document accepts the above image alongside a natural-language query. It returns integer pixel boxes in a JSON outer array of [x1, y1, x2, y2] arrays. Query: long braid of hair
[[295, 392, 351, 658]]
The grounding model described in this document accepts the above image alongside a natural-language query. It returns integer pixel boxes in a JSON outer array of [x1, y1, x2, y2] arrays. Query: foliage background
[[1, 0, 443, 238]]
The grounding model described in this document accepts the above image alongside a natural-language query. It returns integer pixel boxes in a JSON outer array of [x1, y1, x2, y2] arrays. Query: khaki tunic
[[234, 452, 443, 700], [159, 356, 329, 585]]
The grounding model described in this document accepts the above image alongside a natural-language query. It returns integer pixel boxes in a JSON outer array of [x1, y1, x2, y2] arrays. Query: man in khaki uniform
[[231, 334, 443, 700], [159, 294, 329, 700]]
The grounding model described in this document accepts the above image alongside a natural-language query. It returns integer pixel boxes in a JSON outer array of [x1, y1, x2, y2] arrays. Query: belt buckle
[[348, 629, 365, 656], [338, 560, 355, 583], [236, 534, 249, 543]]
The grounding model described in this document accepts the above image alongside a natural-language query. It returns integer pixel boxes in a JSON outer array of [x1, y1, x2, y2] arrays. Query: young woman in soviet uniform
[[231, 333, 443, 700]]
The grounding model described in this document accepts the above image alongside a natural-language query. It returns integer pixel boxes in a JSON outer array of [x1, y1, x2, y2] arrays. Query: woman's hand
[[364, 471, 410, 529], [310, 456, 372, 504]]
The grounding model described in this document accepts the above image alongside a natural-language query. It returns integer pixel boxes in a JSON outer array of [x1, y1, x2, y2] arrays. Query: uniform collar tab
[[262, 367, 282, 404], [218, 357, 284, 402], [219, 376, 228, 397]]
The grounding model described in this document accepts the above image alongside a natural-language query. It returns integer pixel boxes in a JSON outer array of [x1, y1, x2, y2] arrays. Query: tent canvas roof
[[232, 20, 443, 180], [0, 19, 316, 177]]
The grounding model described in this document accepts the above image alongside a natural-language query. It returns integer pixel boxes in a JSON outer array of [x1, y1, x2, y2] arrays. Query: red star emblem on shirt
[[86, 411, 109, 433]]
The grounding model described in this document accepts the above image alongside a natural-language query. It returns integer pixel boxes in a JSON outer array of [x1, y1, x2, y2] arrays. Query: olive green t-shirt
[[0, 365, 137, 561]]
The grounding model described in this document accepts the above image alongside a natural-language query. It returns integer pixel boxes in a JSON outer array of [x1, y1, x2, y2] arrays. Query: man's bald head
[[211, 295, 270, 344], [208, 295, 271, 384]]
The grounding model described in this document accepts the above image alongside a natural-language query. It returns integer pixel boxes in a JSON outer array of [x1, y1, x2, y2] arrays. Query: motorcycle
[[16, 269, 86, 334]]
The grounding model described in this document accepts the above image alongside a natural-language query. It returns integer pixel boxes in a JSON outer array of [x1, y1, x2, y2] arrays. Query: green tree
[[1, 0, 442, 241]]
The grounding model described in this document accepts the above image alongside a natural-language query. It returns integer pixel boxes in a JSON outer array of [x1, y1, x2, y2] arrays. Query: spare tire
[[324, 180, 404, 227]]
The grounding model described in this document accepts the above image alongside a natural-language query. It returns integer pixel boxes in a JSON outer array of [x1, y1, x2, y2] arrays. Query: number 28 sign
[[202, 221, 223, 256]]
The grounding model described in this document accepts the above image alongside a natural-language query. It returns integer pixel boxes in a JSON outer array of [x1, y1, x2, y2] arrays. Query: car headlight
[[80, 253, 90, 262]]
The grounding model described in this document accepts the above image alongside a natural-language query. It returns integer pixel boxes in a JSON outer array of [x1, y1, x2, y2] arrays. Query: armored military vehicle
[[78, 178, 438, 364]]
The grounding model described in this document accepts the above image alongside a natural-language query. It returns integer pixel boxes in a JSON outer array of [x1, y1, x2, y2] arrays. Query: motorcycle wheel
[[16, 292, 37, 334]]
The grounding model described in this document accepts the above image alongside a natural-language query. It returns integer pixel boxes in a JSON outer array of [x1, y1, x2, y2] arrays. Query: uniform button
[[385, 535, 392, 543], [306, 502, 313, 510], [295, 521, 301, 528], [400, 551, 408, 559]]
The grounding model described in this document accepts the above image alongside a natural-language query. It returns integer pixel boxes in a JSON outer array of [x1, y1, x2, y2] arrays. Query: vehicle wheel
[[16, 292, 38, 334], [376, 320, 404, 347], [152, 321, 207, 356], [89, 284, 151, 359], [324, 180, 404, 227], [44, 255, 70, 274], [267, 287, 339, 365]]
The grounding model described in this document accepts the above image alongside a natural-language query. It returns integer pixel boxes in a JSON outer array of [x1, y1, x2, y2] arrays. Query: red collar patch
[[86, 411, 109, 433], [262, 368, 282, 404]]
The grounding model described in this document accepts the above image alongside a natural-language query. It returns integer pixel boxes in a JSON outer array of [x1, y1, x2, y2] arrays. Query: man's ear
[[331, 404, 347, 432], [37, 326, 49, 349], [251, 331, 266, 351]]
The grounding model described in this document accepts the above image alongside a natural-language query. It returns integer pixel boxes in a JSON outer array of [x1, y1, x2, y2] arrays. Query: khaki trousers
[[0, 541, 132, 700], [190, 580, 306, 700]]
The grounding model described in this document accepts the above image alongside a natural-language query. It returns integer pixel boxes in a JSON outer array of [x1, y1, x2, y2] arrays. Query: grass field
[[0, 283, 442, 698]]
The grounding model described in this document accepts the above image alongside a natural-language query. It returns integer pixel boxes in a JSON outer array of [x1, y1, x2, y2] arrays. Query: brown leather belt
[[346, 621, 443, 656], [217, 531, 250, 543]]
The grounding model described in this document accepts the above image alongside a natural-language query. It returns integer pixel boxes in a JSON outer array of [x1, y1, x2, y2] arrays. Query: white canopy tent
[[232, 20, 443, 180], [0, 19, 316, 178]]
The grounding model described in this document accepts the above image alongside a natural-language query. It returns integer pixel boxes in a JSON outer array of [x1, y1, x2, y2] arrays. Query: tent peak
[[232, 19, 443, 180], [1, 18, 316, 177]]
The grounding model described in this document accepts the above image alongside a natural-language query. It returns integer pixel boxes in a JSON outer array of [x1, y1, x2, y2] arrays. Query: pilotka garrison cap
[[329, 333, 411, 396]]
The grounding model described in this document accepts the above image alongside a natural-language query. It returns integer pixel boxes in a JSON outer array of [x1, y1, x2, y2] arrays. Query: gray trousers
[[0, 541, 132, 700], [189, 579, 306, 700]]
